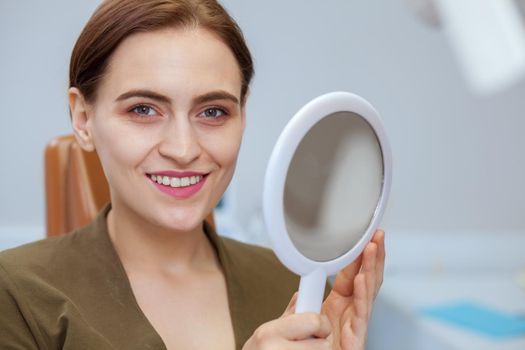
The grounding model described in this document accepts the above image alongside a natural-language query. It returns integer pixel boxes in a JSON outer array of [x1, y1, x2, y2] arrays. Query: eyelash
[[198, 107, 228, 120], [129, 104, 158, 118], [127, 104, 230, 123]]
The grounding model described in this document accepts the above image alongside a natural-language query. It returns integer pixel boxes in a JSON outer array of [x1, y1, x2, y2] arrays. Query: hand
[[243, 293, 332, 350], [322, 230, 385, 350]]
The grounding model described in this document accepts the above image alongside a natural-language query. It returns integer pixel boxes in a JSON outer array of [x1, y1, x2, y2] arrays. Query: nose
[[158, 116, 202, 166]]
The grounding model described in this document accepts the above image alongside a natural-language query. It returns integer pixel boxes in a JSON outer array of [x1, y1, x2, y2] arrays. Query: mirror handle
[[295, 268, 326, 314]]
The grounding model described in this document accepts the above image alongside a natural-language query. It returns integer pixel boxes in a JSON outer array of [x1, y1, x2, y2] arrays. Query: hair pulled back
[[69, 0, 254, 104]]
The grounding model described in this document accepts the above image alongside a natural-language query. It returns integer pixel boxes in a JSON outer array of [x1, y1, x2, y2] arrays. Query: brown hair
[[69, 0, 253, 104]]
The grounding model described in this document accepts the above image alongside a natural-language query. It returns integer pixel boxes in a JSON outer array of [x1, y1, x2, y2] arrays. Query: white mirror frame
[[263, 91, 392, 313]]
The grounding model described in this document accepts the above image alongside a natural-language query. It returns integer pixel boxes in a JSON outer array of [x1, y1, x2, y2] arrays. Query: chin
[[166, 220, 202, 233], [157, 207, 207, 233]]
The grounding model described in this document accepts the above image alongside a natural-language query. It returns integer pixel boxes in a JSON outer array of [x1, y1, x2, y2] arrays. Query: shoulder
[[0, 222, 103, 299], [0, 226, 99, 349], [0, 226, 94, 278], [0, 204, 111, 282]]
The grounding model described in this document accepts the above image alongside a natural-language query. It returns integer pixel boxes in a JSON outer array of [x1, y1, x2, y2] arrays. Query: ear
[[68, 87, 95, 152]]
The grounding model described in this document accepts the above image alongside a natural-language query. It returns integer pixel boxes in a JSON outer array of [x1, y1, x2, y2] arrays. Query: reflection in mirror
[[284, 111, 383, 261]]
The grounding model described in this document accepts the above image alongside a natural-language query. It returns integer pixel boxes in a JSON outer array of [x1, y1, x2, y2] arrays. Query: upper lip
[[148, 170, 208, 177]]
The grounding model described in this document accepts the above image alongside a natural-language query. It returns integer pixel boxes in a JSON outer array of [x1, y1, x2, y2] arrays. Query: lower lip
[[149, 175, 208, 199]]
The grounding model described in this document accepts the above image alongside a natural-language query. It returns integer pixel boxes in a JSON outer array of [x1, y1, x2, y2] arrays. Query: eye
[[130, 104, 158, 117], [199, 107, 227, 119]]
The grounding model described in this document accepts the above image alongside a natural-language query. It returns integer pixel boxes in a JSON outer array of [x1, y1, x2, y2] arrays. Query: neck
[[107, 201, 219, 275]]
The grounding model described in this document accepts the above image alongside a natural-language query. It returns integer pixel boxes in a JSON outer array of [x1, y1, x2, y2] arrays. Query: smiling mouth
[[149, 174, 207, 188]]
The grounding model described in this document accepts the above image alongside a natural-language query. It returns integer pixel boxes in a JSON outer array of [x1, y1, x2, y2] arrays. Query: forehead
[[99, 27, 242, 100]]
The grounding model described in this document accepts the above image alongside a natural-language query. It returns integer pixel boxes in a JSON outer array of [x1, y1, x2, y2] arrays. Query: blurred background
[[1, 0, 524, 349]]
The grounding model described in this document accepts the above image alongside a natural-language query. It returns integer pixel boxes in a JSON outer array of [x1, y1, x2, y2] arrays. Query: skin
[[70, 27, 242, 350], [242, 231, 385, 350], [69, 26, 385, 350]]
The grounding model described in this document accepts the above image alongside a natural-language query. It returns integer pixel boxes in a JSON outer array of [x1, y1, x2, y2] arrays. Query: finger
[[281, 292, 298, 317], [339, 273, 368, 345], [276, 313, 332, 340], [342, 318, 367, 350], [362, 242, 377, 320], [354, 273, 369, 325], [331, 254, 362, 297], [362, 241, 377, 303], [372, 229, 386, 293]]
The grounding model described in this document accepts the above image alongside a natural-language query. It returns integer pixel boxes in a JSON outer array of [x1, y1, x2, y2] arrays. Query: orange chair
[[44, 134, 214, 237]]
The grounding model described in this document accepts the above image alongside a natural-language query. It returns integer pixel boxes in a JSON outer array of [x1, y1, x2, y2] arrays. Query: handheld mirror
[[263, 92, 392, 313]]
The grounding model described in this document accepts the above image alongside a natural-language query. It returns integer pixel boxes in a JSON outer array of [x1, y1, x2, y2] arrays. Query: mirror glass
[[283, 111, 383, 261]]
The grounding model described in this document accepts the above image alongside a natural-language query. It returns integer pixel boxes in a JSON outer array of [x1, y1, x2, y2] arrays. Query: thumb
[[281, 292, 298, 317]]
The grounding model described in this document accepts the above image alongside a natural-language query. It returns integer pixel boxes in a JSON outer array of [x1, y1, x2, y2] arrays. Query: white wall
[[224, 0, 525, 235], [0, 1, 101, 244], [1, 0, 524, 246]]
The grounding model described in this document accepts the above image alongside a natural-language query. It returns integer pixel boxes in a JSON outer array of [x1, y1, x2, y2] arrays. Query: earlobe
[[68, 87, 95, 152]]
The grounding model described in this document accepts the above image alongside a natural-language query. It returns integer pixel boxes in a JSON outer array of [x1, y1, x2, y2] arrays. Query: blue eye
[[131, 105, 157, 117], [201, 107, 226, 119]]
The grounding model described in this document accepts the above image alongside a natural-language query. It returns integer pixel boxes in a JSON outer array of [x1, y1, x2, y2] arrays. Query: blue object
[[420, 301, 525, 339]]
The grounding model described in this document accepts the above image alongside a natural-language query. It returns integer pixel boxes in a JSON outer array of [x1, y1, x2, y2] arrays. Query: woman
[[0, 0, 385, 349]]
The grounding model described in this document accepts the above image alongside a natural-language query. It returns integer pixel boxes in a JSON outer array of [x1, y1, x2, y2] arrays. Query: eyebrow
[[115, 89, 171, 104], [115, 89, 239, 106], [194, 91, 239, 105]]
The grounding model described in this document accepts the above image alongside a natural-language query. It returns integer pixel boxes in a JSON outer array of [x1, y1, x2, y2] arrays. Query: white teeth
[[151, 174, 204, 188], [170, 177, 181, 187]]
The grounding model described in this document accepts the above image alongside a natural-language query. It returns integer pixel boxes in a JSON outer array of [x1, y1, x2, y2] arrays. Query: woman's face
[[71, 27, 245, 232]]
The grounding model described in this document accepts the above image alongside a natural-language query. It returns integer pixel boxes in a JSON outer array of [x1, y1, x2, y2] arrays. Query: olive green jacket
[[0, 206, 301, 349]]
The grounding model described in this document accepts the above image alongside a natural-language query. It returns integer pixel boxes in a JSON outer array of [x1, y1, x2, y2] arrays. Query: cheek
[[90, 117, 157, 183], [198, 124, 243, 178]]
